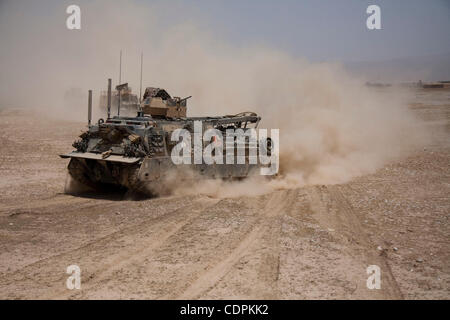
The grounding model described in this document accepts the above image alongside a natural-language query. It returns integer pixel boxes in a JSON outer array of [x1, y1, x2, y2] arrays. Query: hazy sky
[[184, 0, 450, 62], [0, 0, 449, 109], [1, 0, 449, 63], [142, 0, 450, 62]]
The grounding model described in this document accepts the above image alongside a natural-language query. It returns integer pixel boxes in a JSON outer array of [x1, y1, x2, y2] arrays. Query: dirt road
[[0, 89, 448, 299]]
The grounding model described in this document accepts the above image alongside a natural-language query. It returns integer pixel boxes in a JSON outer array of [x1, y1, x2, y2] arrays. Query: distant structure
[[365, 81, 392, 88], [98, 87, 139, 116], [368, 80, 450, 89]]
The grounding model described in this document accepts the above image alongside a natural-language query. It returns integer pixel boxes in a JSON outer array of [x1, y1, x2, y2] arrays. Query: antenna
[[119, 50, 122, 84], [107, 78, 111, 119], [139, 52, 143, 104], [88, 90, 92, 126]]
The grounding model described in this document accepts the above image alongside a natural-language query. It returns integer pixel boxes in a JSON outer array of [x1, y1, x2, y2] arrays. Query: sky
[[1, 0, 449, 62], [177, 0, 450, 62], [0, 0, 449, 110]]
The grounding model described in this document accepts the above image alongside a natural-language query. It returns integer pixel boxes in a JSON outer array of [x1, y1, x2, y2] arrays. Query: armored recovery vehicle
[[60, 79, 272, 196]]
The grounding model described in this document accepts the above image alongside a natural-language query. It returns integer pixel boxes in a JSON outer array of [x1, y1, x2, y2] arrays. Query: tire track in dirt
[[307, 184, 404, 299], [49, 197, 221, 299], [330, 185, 404, 299], [0, 194, 189, 273], [177, 189, 298, 299], [0, 194, 124, 275], [0, 196, 218, 299], [0, 194, 102, 216]]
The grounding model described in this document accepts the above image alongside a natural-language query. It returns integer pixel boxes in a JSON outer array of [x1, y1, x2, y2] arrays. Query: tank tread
[[67, 158, 97, 190]]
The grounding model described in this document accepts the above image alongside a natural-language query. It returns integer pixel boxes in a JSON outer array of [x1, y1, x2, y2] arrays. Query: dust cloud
[[0, 1, 430, 195]]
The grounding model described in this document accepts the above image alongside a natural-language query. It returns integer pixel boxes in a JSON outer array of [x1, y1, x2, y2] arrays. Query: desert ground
[[0, 88, 448, 299]]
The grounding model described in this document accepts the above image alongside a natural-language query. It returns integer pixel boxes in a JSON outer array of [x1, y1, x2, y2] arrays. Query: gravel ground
[[0, 88, 448, 299]]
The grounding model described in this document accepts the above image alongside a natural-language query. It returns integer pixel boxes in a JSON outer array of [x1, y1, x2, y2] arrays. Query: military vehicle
[[60, 79, 272, 196], [98, 85, 139, 116]]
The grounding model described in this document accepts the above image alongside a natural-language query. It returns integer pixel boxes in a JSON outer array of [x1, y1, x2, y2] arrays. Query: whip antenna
[[139, 52, 143, 104], [119, 50, 122, 84]]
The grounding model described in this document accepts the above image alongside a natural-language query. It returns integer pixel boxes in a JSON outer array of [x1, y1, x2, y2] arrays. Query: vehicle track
[[0, 196, 217, 299], [307, 184, 404, 299], [0, 194, 101, 216], [50, 197, 221, 299], [177, 189, 298, 299]]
